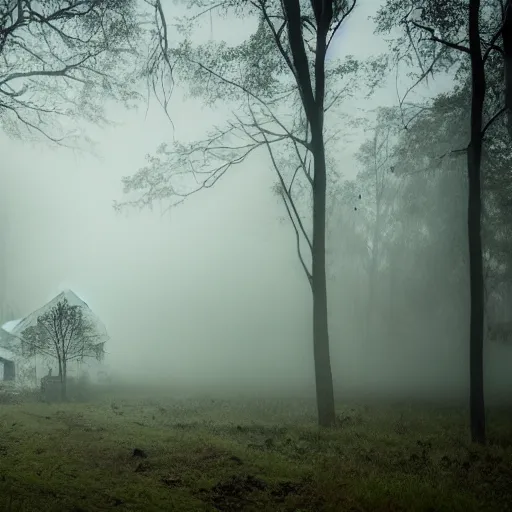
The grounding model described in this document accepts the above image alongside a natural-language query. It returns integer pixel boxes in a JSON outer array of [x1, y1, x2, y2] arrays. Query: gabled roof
[[1, 319, 22, 334], [0, 327, 16, 350], [6, 289, 108, 344], [0, 327, 17, 361]]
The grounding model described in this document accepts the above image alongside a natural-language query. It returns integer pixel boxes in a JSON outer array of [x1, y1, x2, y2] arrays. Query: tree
[[0, 0, 144, 145], [21, 298, 105, 400], [349, 108, 403, 345], [361, 95, 468, 340], [335, 102, 461, 353], [376, 0, 511, 444], [114, 0, 376, 426]]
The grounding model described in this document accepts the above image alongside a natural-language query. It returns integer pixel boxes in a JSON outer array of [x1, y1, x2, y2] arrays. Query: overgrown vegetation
[[0, 389, 511, 511]]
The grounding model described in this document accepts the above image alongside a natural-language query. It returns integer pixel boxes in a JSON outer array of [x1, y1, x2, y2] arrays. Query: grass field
[[0, 386, 511, 511]]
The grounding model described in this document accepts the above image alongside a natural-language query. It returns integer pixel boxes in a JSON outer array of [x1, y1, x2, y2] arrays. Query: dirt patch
[[199, 474, 309, 511], [200, 474, 268, 511], [271, 480, 305, 502], [132, 448, 148, 458]]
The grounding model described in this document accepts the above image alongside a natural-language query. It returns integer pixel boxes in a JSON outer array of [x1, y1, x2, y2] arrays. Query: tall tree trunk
[[283, 0, 336, 427], [468, 0, 486, 445], [311, 0, 336, 428], [311, 133, 336, 427]]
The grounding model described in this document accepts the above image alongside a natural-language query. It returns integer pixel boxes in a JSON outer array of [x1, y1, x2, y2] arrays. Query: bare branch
[[410, 21, 471, 53], [0, 0, 143, 145], [148, 0, 175, 131], [326, 0, 356, 51], [20, 298, 106, 374], [0, 51, 101, 86], [482, 7, 509, 62], [291, 138, 313, 186], [188, 57, 311, 150], [438, 146, 468, 160], [258, 122, 313, 253], [395, 47, 447, 129], [254, 0, 299, 84], [481, 106, 507, 138], [280, 186, 313, 286]]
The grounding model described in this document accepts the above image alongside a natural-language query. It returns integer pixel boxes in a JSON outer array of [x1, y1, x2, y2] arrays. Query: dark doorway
[[0, 356, 15, 381]]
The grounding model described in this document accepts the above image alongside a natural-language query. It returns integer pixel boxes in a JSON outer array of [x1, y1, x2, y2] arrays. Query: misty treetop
[[0, 0, 152, 144], [116, 0, 383, 213], [375, 0, 511, 135], [116, 0, 385, 428], [112, 0, 512, 437], [374, 0, 512, 444]]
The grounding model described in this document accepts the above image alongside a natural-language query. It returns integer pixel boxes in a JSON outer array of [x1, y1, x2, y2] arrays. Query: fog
[[1, 0, 511, 404]]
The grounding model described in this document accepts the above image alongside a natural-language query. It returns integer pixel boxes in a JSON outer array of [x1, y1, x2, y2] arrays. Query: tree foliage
[[375, 0, 509, 133], [0, 0, 143, 145], [115, 0, 381, 427], [115, 0, 372, 280]]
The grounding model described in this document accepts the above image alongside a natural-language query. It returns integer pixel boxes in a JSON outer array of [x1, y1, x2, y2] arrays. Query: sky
[[0, 0, 435, 391]]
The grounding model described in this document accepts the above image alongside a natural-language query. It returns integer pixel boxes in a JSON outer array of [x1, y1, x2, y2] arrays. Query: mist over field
[[1, 1, 510, 405], [0, 1, 511, 510]]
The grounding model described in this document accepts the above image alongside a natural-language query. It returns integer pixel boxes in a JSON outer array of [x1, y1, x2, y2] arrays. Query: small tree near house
[[21, 298, 105, 400]]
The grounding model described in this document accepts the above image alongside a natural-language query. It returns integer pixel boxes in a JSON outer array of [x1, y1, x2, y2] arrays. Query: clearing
[[0, 386, 511, 511]]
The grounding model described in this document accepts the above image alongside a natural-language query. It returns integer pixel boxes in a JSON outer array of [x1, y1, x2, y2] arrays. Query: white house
[[1, 289, 110, 388]]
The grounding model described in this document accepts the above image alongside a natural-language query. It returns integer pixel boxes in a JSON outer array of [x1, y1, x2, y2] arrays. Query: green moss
[[0, 394, 510, 511]]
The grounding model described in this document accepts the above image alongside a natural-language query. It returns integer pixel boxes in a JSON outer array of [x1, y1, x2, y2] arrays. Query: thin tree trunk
[[366, 131, 384, 347], [311, 1, 336, 428], [311, 133, 336, 427], [282, 0, 336, 427], [468, 0, 486, 445], [366, 197, 381, 346], [61, 359, 67, 401]]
